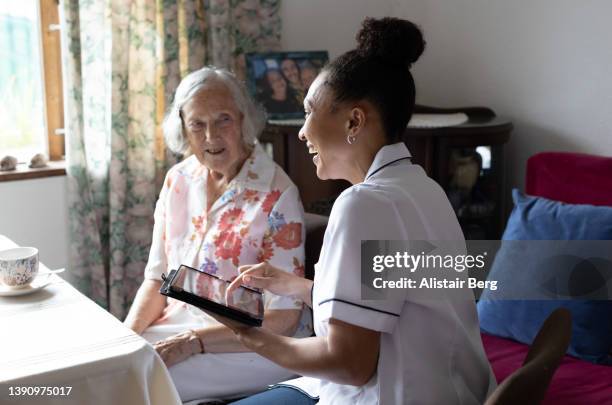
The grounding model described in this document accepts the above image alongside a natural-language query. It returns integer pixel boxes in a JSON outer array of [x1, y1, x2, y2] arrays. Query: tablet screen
[[172, 265, 264, 319]]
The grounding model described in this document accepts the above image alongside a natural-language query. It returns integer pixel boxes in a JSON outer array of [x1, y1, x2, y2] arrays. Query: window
[[0, 0, 64, 163]]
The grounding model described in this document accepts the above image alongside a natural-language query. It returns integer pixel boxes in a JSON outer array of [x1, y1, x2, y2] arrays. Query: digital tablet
[[159, 264, 264, 327]]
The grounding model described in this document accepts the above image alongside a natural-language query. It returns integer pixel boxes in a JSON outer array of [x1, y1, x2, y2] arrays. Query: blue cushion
[[477, 189, 612, 365], [503, 189, 612, 240]]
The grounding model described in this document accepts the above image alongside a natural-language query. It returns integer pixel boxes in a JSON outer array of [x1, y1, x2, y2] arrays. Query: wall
[[390, 0, 612, 189], [282, 0, 404, 58], [0, 176, 68, 269], [283, 0, 612, 191]]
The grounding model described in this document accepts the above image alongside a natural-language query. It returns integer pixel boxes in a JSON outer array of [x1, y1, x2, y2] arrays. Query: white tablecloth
[[0, 235, 181, 405]]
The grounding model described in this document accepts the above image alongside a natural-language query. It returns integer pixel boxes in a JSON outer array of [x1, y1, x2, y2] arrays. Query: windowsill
[[0, 160, 66, 183]]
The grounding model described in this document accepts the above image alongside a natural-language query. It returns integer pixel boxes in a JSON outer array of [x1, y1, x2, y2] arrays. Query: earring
[[346, 134, 357, 145]]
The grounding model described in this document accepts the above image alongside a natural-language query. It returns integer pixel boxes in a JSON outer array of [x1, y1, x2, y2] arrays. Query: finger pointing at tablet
[[227, 262, 313, 307]]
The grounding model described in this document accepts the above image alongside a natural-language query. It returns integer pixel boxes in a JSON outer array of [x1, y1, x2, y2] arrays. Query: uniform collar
[[365, 142, 412, 180]]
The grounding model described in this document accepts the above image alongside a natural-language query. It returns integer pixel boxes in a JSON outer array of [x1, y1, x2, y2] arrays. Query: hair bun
[[356, 17, 425, 68]]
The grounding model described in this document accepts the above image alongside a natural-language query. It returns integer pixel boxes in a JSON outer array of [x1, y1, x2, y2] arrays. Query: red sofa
[[482, 152, 612, 404]]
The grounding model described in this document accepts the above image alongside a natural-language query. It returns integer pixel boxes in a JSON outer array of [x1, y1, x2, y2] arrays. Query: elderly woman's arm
[[124, 279, 167, 334], [125, 168, 172, 335], [153, 308, 302, 367]]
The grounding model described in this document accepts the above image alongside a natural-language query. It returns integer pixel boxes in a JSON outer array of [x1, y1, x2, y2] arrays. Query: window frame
[[0, 0, 65, 182], [39, 0, 64, 162]]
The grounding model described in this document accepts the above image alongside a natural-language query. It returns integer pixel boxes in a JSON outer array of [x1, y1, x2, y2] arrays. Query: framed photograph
[[245, 51, 329, 120]]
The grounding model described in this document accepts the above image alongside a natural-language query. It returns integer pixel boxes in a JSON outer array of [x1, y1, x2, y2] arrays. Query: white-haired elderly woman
[[124, 66, 312, 403]]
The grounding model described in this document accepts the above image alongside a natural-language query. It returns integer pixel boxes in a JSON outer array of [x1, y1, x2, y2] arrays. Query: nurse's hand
[[198, 309, 262, 351], [153, 330, 203, 367], [201, 309, 251, 334], [227, 262, 313, 306]]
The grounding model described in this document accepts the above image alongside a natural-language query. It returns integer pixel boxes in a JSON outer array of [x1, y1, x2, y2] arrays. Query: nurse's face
[[298, 72, 353, 181]]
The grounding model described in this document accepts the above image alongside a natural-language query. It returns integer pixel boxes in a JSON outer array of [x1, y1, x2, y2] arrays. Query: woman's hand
[[154, 330, 203, 368], [226, 262, 312, 306]]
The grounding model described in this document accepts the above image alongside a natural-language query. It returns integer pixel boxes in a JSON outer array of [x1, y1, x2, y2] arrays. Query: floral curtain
[[61, 0, 281, 319]]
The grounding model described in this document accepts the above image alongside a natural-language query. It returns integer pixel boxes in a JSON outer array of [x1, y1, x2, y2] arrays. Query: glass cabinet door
[[438, 143, 506, 240]]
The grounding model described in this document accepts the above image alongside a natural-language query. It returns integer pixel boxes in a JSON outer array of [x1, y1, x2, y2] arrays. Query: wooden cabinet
[[260, 124, 350, 214], [404, 106, 513, 239], [260, 106, 513, 239]]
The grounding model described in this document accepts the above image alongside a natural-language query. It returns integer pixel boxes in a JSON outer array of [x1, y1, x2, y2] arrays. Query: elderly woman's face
[[182, 81, 248, 177]]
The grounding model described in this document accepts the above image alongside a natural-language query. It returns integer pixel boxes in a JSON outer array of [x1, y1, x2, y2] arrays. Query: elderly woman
[[124, 66, 311, 403]]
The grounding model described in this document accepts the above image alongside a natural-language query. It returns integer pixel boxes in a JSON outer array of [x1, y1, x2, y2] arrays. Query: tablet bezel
[[159, 265, 263, 327]]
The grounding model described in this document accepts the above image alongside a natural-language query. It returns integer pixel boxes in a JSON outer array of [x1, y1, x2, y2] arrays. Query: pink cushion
[[526, 152, 612, 205], [482, 333, 612, 404]]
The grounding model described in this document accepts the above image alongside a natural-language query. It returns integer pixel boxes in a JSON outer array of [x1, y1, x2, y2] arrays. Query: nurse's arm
[[238, 318, 380, 386], [230, 263, 313, 307], [195, 308, 301, 353]]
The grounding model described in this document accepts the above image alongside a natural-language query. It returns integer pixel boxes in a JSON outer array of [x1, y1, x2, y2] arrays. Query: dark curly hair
[[323, 17, 425, 143]]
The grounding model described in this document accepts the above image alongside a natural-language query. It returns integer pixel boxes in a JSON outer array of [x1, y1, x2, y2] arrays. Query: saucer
[[0, 273, 53, 297]]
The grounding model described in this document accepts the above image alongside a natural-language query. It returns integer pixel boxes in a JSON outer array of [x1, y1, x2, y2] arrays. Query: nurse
[[219, 17, 496, 404]]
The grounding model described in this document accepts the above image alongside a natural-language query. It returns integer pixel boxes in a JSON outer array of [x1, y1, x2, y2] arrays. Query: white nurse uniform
[[283, 142, 496, 404]]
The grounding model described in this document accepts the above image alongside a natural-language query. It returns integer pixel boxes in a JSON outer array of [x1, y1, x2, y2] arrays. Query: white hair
[[162, 66, 267, 155]]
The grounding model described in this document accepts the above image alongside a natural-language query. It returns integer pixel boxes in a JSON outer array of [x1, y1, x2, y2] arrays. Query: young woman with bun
[[215, 17, 496, 404]]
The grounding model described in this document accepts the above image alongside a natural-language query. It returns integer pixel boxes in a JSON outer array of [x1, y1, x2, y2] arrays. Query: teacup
[[0, 247, 39, 289]]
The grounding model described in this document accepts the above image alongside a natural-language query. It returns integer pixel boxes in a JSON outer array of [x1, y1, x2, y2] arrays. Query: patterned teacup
[[0, 247, 39, 289]]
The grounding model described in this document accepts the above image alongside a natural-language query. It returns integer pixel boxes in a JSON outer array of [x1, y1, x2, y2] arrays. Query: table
[[0, 235, 181, 405]]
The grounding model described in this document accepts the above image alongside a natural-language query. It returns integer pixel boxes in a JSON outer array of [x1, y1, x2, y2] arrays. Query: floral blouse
[[145, 144, 307, 317]]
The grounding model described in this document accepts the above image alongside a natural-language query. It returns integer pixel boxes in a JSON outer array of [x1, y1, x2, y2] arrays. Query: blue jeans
[[230, 387, 318, 405]]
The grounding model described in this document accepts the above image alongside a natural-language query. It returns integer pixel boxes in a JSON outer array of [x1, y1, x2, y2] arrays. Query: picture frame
[[245, 51, 329, 120]]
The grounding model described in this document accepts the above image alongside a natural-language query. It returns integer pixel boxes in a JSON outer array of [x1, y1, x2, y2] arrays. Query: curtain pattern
[[62, 0, 281, 319], [207, 0, 282, 78]]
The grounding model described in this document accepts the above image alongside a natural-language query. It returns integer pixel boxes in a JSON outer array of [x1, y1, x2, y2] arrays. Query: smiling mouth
[[206, 148, 225, 155], [306, 143, 319, 164]]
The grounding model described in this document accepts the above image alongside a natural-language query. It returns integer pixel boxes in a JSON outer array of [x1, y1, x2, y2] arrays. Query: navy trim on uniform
[[366, 157, 411, 180], [318, 298, 400, 317], [309, 283, 315, 336]]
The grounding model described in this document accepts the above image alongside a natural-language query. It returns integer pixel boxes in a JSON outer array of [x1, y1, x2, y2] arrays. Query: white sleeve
[[143, 171, 171, 281], [261, 185, 306, 311], [315, 187, 407, 333]]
